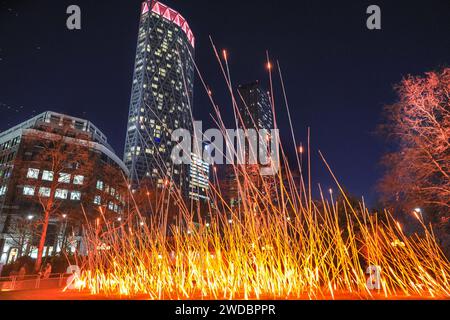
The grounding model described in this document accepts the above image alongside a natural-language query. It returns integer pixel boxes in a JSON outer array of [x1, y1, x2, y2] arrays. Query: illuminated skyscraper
[[237, 81, 273, 131], [222, 81, 275, 207], [188, 151, 210, 202], [124, 1, 195, 192]]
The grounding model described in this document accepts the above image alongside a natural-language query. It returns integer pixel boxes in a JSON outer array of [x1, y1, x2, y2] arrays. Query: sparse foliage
[[379, 68, 450, 215], [16, 125, 94, 272]]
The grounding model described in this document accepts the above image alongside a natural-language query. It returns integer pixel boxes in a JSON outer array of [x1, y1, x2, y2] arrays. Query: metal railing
[[0, 273, 71, 291]]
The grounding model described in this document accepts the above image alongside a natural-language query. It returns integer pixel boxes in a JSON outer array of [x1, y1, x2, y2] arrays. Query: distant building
[[222, 81, 275, 208], [237, 81, 273, 131], [0, 112, 128, 264], [123, 1, 195, 195], [189, 147, 210, 202]]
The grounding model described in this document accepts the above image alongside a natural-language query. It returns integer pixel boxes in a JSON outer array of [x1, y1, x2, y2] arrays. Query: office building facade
[[237, 81, 273, 131], [189, 151, 210, 202], [0, 112, 129, 264]]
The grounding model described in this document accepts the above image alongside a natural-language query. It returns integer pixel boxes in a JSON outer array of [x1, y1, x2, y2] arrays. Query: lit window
[[23, 186, 35, 196], [73, 175, 84, 185], [96, 180, 104, 191], [0, 185, 7, 196], [39, 187, 51, 198], [94, 195, 101, 205], [55, 189, 68, 199], [110, 188, 115, 196], [42, 170, 54, 181], [58, 173, 71, 184], [70, 191, 81, 201], [108, 202, 114, 211], [27, 168, 40, 179]]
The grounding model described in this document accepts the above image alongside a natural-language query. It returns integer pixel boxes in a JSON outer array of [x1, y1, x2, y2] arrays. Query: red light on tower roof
[[141, 1, 195, 48]]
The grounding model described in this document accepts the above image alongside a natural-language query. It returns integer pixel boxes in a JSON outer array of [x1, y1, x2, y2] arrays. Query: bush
[[42, 254, 82, 274], [1, 256, 35, 277]]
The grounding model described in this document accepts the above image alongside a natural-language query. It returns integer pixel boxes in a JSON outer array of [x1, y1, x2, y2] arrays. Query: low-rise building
[[0, 112, 129, 264]]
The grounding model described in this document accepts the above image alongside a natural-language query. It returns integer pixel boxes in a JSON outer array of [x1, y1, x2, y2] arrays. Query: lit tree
[[4, 216, 38, 257], [379, 67, 449, 215], [17, 126, 94, 272]]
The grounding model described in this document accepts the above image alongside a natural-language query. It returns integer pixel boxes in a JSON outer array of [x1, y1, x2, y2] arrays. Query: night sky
[[0, 0, 449, 206]]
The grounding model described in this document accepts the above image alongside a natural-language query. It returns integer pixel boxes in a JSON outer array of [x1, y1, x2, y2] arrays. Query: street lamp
[[27, 215, 34, 220]]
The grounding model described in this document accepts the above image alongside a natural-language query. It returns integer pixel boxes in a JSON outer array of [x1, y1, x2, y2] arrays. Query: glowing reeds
[[72, 44, 450, 300]]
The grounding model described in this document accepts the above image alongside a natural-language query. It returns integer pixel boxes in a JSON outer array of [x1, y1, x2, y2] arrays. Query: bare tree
[[4, 216, 38, 257], [378, 67, 449, 215], [17, 126, 94, 272]]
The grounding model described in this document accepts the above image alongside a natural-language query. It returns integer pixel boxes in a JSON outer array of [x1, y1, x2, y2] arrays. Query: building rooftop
[[0, 111, 112, 150], [141, 1, 195, 48]]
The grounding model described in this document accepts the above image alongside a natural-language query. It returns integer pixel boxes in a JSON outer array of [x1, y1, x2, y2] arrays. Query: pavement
[[0, 288, 148, 300], [0, 288, 446, 300]]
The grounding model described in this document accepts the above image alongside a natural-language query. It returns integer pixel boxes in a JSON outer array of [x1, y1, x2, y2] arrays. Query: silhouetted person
[[41, 263, 52, 279], [18, 265, 26, 280]]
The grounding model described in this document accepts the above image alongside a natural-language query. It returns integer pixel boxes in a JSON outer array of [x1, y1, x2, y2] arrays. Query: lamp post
[[60, 214, 68, 254]]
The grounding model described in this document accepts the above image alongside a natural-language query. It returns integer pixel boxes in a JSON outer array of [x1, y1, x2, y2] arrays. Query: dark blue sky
[[0, 0, 449, 206]]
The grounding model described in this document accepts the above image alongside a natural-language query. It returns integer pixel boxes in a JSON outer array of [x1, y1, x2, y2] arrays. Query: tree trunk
[[34, 210, 50, 273]]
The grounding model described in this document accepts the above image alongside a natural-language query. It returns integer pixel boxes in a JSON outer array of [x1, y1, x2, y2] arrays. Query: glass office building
[[124, 1, 195, 193]]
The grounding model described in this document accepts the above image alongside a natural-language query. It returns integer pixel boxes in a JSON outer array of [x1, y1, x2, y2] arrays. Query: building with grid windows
[[123, 1, 195, 195], [189, 150, 210, 202], [221, 81, 275, 207], [237, 81, 273, 131], [0, 112, 128, 265]]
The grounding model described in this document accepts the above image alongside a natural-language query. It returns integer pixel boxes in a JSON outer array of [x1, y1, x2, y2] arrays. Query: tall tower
[[124, 1, 195, 192]]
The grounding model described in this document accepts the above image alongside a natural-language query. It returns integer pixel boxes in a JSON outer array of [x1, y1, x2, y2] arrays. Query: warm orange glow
[[68, 47, 450, 301], [74, 163, 450, 300]]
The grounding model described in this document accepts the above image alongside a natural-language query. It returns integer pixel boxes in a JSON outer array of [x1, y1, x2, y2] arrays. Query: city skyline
[[0, 0, 449, 207], [0, 0, 449, 304]]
